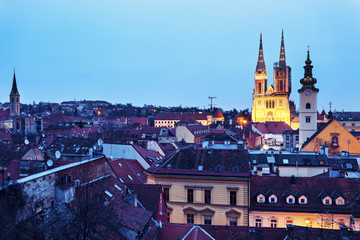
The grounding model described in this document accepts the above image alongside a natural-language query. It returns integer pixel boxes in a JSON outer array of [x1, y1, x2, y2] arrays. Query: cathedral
[[251, 31, 296, 127]]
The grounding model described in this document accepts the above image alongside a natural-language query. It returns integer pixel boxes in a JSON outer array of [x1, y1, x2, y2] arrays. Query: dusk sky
[[0, 1, 359, 111]]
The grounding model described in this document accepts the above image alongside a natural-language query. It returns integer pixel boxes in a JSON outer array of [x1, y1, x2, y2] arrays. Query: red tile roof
[[252, 121, 292, 134], [109, 158, 146, 184]]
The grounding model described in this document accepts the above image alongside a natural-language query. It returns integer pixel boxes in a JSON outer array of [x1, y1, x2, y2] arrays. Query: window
[[342, 123, 346, 126], [270, 219, 277, 228], [230, 217, 237, 226], [299, 196, 307, 204], [279, 100, 282, 106], [187, 214, 194, 224], [285, 219, 293, 225], [352, 123, 355, 126], [306, 116, 311, 123], [163, 188, 169, 201], [258, 83, 262, 93], [167, 212, 170, 223], [331, 136, 339, 147], [258, 100, 261, 106], [204, 215, 212, 225], [269, 196, 277, 204], [336, 197, 345, 205], [306, 103, 311, 109], [204, 190, 211, 204], [257, 194, 265, 203], [287, 196, 295, 204], [230, 191, 237, 205], [187, 189, 194, 203], [305, 219, 312, 227], [323, 196, 332, 205], [255, 218, 262, 227]]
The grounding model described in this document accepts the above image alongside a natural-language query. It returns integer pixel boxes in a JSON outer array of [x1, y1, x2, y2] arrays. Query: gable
[[301, 120, 360, 155]]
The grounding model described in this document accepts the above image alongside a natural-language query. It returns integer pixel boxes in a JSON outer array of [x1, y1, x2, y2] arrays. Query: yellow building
[[251, 31, 294, 127], [301, 119, 360, 155], [145, 149, 250, 226], [250, 176, 360, 230], [154, 112, 212, 128]]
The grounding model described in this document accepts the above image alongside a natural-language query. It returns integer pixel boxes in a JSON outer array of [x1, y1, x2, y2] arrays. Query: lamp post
[[347, 140, 350, 154]]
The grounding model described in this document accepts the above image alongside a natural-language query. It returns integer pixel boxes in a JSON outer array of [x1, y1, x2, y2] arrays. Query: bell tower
[[9, 70, 20, 116], [298, 48, 319, 149], [254, 33, 267, 95], [273, 30, 291, 95]]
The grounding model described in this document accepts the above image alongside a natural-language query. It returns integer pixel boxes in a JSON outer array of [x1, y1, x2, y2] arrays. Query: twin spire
[[256, 30, 287, 72]]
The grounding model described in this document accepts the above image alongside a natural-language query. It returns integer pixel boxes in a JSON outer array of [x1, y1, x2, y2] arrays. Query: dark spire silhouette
[[10, 70, 19, 96]]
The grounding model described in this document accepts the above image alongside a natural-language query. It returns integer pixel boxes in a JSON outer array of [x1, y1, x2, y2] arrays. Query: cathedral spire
[[279, 29, 286, 67], [256, 32, 266, 72], [10, 69, 19, 96]]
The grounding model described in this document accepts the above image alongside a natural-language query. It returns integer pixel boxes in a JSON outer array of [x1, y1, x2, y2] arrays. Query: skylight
[[104, 190, 113, 198], [127, 175, 133, 181], [114, 184, 122, 192]]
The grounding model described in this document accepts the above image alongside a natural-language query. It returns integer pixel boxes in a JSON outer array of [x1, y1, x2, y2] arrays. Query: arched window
[[306, 103, 311, 109], [331, 136, 339, 147]]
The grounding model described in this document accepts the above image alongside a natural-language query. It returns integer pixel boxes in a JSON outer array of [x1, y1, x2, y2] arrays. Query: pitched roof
[[147, 148, 250, 178], [250, 176, 360, 215], [252, 122, 292, 134], [109, 158, 146, 184], [213, 109, 224, 119]]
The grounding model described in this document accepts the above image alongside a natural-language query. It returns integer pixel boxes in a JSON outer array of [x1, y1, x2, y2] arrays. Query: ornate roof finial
[[10, 69, 19, 96]]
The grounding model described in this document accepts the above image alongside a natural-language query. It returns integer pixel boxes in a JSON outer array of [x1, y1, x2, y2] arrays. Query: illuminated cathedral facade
[[251, 31, 295, 126]]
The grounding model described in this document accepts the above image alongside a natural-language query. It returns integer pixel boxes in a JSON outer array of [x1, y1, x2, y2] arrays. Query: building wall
[[301, 120, 360, 155], [251, 95, 291, 126], [276, 166, 327, 177], [147, 174, 249, 226], [154, 118, 211, 128], [250, 211, 353, 230], [103, 143, 151, 169], [175, 126, 194, 143]]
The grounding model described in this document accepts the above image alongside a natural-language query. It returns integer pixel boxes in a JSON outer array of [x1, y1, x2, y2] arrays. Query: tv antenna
[[208, 96, 217, 111]]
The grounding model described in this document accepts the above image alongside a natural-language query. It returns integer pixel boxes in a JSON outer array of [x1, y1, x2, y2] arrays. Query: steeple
[[256, 33, 266, 73], [279, 29, 286, 67], [10, 70, 19, 96], [9, 69, 20, 116], [298, 47, 319, 93]]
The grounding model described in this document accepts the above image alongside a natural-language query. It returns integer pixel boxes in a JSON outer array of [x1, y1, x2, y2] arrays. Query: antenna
[[208, 96, 217, 111]]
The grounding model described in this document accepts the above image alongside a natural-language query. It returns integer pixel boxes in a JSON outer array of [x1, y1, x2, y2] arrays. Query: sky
[[0, 0, 359, 112]]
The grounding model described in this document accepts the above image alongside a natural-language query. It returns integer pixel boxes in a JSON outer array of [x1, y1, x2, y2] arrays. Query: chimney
[[249, 229, 256, 240], [123, 193, 138, 207], [340, 225, 349, 240], [286, 224, 295, 239]]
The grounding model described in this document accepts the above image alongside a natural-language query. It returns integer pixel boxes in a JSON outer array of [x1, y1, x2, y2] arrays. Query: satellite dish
[[42, 133, 45, 138], [46, 159, 53, 167], [55, 150, 61, 159], [24, 139, 29, 145]]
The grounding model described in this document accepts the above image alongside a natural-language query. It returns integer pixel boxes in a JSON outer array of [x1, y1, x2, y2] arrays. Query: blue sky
[[0, 0, 359, 112]]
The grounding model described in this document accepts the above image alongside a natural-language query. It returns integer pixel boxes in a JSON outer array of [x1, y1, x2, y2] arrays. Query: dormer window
[[286, 195, 295, 204], [323, 196, 332, 205], [298, 195, 307, 205], [257, 194, 265, 203], [269, 194, 277, 204], [336, 197, 345, 206]]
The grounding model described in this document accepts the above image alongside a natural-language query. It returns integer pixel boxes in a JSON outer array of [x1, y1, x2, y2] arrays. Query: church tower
[[251, 31, 292, 126], [9, 70, 20, 116], [273, 30, 291, 95], [298, 49, 319, 148], [254, 33, 267, 95]]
